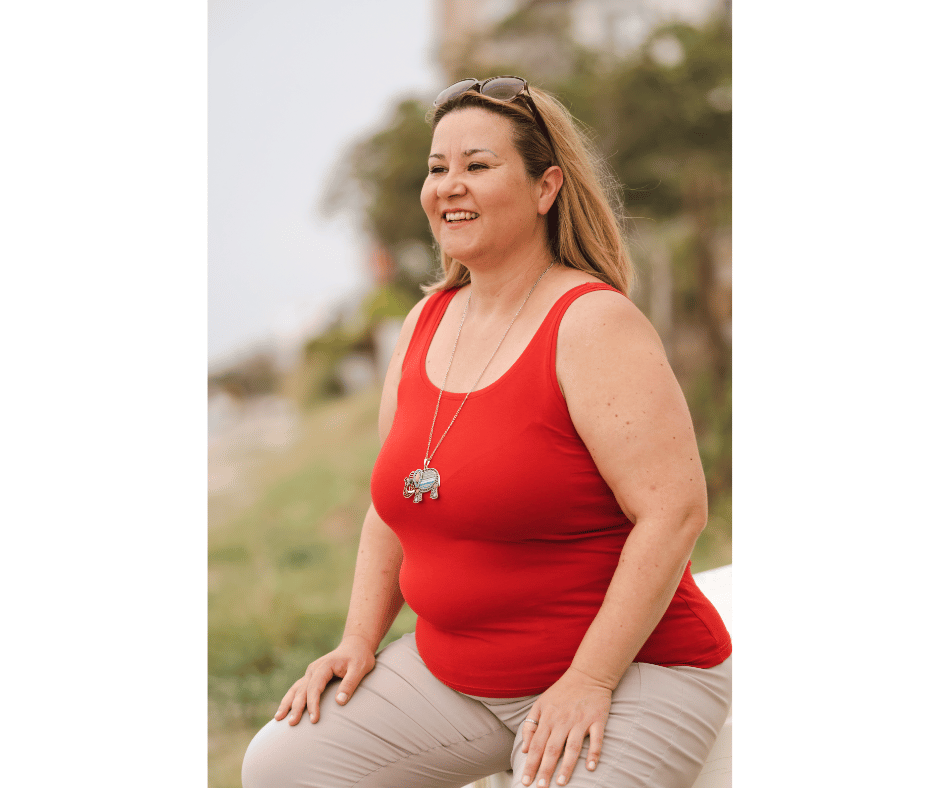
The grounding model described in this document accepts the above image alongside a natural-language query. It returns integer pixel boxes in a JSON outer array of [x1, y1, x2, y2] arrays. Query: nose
[[437, 168, 467, 199]]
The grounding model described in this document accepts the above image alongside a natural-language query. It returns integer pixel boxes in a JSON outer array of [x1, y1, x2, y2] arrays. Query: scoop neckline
[[419, 282, 612, 400]]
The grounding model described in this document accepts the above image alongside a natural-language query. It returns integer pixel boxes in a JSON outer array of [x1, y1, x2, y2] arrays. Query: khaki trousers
[[242, 633, 731, 788]]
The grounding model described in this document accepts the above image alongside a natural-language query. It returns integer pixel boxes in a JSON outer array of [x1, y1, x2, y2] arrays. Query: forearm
[[341, 504, 406, 652], [569, 512, 704, 689]]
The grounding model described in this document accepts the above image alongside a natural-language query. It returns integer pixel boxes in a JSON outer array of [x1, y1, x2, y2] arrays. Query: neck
[[461, 246, 556, 319]]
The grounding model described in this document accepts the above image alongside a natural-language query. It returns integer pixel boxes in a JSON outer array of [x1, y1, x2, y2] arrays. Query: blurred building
[[435, 0, 726, 80]]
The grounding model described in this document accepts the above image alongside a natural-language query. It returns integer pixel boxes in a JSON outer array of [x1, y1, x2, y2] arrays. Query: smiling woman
[[241, 77, 731, 788]]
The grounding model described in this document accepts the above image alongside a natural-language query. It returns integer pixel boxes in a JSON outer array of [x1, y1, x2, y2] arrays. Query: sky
[[209, 0, 440, 367]]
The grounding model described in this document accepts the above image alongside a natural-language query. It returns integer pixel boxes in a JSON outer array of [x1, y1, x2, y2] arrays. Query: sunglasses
[[433, 76, 555, 157]]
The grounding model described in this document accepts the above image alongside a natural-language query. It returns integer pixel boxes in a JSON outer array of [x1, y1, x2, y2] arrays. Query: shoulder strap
[[539, 282, 627, 402], [401, 288, 461, 373], [544, 281, 625, 338]]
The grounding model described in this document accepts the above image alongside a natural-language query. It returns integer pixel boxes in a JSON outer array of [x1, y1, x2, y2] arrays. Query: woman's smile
[[442, 210, 480, 224]]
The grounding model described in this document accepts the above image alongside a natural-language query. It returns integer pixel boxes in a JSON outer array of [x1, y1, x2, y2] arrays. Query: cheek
[[420, 179, 437, 222]]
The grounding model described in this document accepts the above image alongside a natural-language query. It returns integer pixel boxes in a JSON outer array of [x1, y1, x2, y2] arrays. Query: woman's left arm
[[519, 290, 708, 787]]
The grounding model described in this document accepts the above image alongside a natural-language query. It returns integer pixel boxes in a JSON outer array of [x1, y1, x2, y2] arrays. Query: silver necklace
[[402, 261, 554, 503]]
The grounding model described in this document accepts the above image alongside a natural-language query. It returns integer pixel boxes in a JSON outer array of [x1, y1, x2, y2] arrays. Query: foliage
[[209, 352, 279, 398], [571, 19, 731, 220], [299, 281, 419, 405]]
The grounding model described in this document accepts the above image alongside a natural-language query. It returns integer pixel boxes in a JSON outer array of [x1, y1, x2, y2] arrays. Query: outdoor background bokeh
[[209, 3, 731, 786]]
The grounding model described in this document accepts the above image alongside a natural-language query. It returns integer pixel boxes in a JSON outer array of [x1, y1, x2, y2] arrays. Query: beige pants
[[242, 633, 731, 788]]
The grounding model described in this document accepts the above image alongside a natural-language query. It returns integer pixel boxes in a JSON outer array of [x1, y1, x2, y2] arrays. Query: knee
[[242, 716, 352, 788], [241, 719, 303, 788], [240, 721, 271, 788]]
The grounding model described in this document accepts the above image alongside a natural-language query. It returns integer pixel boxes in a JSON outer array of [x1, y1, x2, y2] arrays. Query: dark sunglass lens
[[433, 78, 479, 107], [479, 77, 526, 101]]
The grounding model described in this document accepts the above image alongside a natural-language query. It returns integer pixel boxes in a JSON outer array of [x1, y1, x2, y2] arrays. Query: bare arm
[[340, 504, 406, 653], [519, 290, 708, 786], [275, 295, 431, 724], [560, 290, 707, 686]]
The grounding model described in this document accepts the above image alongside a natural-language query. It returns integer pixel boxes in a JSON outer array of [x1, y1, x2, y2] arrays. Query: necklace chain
[[423, 261, 555, 468]]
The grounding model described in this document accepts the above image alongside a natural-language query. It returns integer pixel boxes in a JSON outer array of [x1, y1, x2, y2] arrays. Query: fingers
[[288, 681, 309, 725], [334, 657, 371, 707], [521, 725, 568, 787], [304, 664, 335, 723], [520, 720, 601, 786], [586, 721, 604, 772], [275, 650, 377, 726], [273, 677, 310, 725], [273, 683, 297, 722], [553, 730, 587, 786], [520, 711, 540, 754]]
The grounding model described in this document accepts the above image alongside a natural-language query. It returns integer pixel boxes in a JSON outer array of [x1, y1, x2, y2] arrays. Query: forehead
[[429, 108, 515, 155]]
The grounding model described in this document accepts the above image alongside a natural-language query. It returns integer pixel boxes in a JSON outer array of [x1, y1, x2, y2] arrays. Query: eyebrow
[[428, 148, 498, 160]]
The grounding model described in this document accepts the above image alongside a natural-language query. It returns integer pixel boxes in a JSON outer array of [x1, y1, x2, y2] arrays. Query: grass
[[208, 384, 731, 788]]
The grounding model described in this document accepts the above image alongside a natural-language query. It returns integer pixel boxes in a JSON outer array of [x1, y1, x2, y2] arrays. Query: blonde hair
[[423, 85, 634, 295]]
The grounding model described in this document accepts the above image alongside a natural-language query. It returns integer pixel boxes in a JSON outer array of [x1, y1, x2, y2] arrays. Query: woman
[[242, 77, 731, 788]]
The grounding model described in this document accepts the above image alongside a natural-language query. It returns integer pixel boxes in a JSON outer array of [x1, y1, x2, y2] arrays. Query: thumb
[[335, 662, 368, 705]]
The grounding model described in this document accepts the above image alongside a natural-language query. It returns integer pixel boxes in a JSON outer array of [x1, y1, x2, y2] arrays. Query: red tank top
[[371, 283, 731, 697]]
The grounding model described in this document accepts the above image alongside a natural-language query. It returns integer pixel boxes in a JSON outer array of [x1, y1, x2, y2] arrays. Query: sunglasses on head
[[433, 76, 555, 157]]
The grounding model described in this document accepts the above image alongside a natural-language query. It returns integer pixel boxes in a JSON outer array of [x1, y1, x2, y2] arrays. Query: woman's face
[[421, 107, 547, 267]]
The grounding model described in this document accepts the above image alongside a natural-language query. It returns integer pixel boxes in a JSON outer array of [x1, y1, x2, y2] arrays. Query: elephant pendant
[[403, 466, 441, 503]]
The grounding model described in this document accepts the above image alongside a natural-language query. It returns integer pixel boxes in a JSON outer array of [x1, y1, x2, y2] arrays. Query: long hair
[[423, 85, 634, 296]]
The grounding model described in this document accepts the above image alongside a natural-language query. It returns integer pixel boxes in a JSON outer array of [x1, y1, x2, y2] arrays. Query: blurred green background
[[209, 4, 731, 786]]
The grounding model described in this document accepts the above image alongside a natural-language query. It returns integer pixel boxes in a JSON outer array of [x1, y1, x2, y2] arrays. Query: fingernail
[[538, 779, 547, 787], [587, 760, 596, 770], [337, 692, 348, 703], [558, 777, 567, 786], [309, 713, 315, 722], [521, 776, 531, 786]]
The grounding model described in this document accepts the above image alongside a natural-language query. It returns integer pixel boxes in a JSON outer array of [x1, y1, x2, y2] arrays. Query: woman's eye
[[468, 162, 488, 171], [428, 166, 445, 175]]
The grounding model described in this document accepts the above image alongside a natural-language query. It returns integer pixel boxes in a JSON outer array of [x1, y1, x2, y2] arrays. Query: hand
[[273, 635, 376, 725], [519, 668, 612, 787]]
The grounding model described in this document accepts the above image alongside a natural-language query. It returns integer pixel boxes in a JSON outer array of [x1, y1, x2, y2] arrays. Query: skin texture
[[274, 107, 708, 788]]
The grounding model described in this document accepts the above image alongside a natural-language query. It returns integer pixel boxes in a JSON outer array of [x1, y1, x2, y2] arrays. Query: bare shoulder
[[556, 289, 665, 394], [377, 293, 434, 442]]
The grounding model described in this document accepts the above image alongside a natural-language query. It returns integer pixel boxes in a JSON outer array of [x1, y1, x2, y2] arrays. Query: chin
[[439, 241, 476, 263]]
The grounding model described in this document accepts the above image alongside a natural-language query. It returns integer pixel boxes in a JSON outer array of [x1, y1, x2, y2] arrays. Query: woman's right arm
[[274, 295, 431, 725]]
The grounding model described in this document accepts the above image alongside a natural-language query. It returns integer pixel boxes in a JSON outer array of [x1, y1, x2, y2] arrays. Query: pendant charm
[[403, 466, 441, 503]]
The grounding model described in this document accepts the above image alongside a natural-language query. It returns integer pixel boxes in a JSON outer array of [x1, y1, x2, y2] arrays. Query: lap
[[241, 634, 731, 788]]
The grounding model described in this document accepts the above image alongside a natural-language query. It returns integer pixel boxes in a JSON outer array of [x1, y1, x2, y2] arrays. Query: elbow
[[683, 495, 709, 537], [670, 500, 709, 549], [687, 507, 709, 539], [630, 499, 708, 548]]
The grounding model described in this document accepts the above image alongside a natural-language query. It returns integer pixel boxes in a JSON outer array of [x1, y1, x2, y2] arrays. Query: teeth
[[444, 211, 479, 222]]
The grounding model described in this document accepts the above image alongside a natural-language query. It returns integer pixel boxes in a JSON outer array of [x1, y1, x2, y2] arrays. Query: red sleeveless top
[[371, 283, 731, 697]]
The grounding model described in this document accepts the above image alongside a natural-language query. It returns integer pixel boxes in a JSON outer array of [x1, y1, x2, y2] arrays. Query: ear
[[536, 165, 563, 216]]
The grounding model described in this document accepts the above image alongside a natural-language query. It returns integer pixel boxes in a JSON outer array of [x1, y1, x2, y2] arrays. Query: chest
[[424, 300, 555, 394]]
